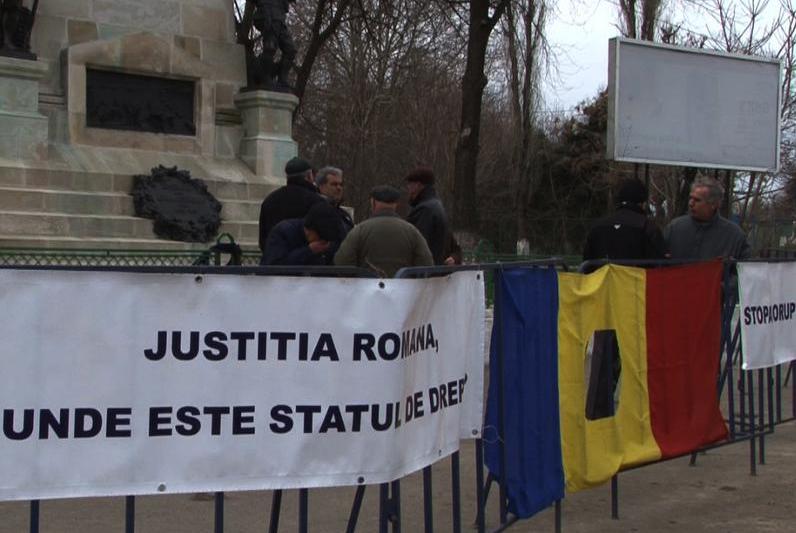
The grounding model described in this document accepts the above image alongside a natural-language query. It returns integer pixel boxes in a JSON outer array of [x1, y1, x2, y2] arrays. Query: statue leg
[[0, 5, 7, 48], [260, 32, 279, 88], [276, 28, 297, 90]]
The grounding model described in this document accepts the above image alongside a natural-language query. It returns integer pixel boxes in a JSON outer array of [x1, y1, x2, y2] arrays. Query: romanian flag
[[484, 262, 728, 518]]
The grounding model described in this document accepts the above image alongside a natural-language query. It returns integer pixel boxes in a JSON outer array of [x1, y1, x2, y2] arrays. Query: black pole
[[29, 500, 39, 533], [298, 489, 308, 533], [214, 492, 224, 533], [422, 466, 433, 532], [125, 496, 135, 533], [451, 452, 462, 533], [611, 475, 619, 519], [268, 490, 283, 533]]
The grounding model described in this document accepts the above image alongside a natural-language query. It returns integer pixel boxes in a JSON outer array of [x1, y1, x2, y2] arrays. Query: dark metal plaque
[[132, 166, 222, 243], [86, 69, 196, 135]]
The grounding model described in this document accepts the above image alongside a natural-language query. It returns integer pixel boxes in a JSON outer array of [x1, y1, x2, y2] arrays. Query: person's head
[[689, 176, 723, 222], [303, 202, 342, 243], [404, 167, 435, 202], [285, 157, 315, 185], [369, 185, 401, 214], [315, 166, 344, 204], [615, 179, 648, 208]]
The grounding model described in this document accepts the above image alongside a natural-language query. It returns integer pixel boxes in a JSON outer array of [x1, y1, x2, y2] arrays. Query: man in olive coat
[[335, 186, 433, 277]]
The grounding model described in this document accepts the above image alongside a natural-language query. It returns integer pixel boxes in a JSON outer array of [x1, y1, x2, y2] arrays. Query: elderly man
[[664, 176, 750, 260], [334, 186, 433, 277], [315, 166, 354, 235], [258, 157, 323, 258]]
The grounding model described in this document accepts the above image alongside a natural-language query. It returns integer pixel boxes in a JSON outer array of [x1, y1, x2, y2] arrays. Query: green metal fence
[[0, 247, 583, 308], [0, 248, 262, 267]]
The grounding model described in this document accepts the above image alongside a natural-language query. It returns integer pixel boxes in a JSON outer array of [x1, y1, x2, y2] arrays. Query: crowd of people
[[258, 157, 459, 277], [257, 157, 750, 277]]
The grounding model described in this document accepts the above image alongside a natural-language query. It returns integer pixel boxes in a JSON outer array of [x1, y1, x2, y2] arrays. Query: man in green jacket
[[334, 186, 433, 277]]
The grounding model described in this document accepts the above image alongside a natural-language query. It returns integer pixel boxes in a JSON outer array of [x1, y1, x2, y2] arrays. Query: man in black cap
[[261, 202, 344, 265], [404, 167, 452, 265], [582, 178, 665, 270], [258, 156, 323, 259], [335, 186, 433, 277]]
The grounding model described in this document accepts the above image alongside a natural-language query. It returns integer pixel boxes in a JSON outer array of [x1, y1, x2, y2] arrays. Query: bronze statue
[[252, 0, 296, 92], [0, 0, 37, 59]]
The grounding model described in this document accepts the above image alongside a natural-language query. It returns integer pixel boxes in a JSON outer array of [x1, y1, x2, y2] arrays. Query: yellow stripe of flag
[[557, 265, 662, 492]]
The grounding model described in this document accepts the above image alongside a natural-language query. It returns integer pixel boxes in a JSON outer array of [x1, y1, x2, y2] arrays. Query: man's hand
[[309, 240, 331, 254]]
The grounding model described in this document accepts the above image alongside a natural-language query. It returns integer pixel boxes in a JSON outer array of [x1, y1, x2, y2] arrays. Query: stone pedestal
[[0, 57, 49, 160], [234, 90, 298, 184]]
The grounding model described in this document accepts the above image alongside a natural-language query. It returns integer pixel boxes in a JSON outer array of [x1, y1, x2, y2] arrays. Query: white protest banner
[[738, 262, 796, 370], [0, 269, 484, 501]]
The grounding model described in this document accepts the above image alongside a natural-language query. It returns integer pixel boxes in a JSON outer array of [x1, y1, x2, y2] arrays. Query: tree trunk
[[452, 0, 508, 230]]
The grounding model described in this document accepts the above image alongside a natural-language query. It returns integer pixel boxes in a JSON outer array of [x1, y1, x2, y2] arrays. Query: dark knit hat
[[370, 185, 401, 203], [304, 202, 342, 242], [404, 167, 435, 185], [285, 157, 312, 177], [616, 179, 648, 205]]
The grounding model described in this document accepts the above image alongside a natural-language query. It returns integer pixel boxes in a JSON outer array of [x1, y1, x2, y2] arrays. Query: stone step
[[0, 235, 259, 253], [0, 186, 261, 220], [0, 187, 136, 216], [0, 167, 274, 202], [0, 211, 259, 243], [0, 235, 210, 252]]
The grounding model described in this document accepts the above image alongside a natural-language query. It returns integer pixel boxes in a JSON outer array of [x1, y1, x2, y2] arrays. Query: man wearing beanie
[[258, 156, 324, 258], [582, 178, 665, 269], [261, 202, 344, 265], [404, 167, 451, 265], [335, 186, 433, 277]]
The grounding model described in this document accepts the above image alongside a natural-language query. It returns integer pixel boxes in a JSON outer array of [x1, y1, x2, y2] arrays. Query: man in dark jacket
[[335, 186, 433, 277], [261, 202, 344, 266], [405, 167, 451, 265], [582, 179, 665, 269], [258, 157, 323, 258]]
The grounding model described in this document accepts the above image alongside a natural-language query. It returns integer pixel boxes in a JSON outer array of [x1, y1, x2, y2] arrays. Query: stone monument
[[0, 1, 299, 250]]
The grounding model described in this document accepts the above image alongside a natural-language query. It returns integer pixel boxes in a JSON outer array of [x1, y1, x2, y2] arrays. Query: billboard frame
[[606, 37, 783, 173]]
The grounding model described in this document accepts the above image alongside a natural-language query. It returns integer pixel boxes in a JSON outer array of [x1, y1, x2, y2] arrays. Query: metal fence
[[0, 248, 263, 268], [0, 253, 793, 533]]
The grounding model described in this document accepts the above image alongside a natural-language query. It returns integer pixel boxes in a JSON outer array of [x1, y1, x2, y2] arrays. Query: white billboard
[[607, 38, 781, 172]]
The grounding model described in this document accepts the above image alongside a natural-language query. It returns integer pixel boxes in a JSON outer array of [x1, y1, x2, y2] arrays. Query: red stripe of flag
[[645, 261, 728, 458]]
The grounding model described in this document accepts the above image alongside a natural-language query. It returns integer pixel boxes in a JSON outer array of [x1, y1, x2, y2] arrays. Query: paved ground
[[0, 421, 793, 532]]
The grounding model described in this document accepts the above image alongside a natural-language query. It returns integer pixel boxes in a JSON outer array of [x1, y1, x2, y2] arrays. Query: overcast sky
[[544, 1, 619, 113]]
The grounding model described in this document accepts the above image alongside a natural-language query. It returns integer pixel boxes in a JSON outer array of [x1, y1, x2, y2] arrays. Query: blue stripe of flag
[[484, 267, 564, 518]]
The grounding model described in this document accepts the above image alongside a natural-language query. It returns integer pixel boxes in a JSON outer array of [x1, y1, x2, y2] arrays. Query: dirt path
[[0, 422, 793, 532]]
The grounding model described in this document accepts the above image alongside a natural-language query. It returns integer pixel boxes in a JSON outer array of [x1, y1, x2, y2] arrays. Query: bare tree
[[502, 1, 550, 250], [293, 0, 465, 220], [618, 0, 664, 40], [451, 0, 510, 230]]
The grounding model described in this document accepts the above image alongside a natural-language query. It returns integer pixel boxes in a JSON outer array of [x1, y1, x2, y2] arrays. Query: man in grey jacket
[[664, 176, 750, 260]]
